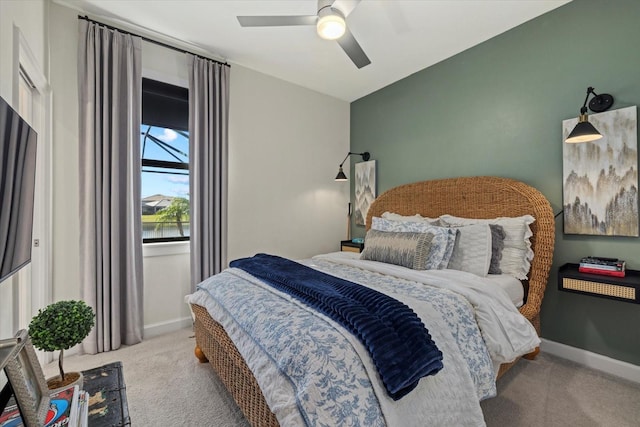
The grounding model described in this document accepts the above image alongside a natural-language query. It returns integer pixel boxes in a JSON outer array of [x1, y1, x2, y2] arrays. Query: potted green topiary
[[28, 300, 95, 390]]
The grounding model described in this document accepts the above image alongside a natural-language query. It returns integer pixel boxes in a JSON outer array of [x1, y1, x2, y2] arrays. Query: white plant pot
[[47, 371, 83, 394]]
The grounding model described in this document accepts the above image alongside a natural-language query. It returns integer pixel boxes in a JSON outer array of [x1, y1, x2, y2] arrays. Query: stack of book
[[0, 383, 88, 427], [45, 383, 88, 427], [579, 257, 626, 277]]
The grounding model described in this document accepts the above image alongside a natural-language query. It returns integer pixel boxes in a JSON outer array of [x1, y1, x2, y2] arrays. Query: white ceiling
[[57, 0, 571, 102]]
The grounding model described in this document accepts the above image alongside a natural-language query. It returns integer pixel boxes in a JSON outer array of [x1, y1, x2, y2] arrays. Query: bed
[[188, 176, 555, 426]]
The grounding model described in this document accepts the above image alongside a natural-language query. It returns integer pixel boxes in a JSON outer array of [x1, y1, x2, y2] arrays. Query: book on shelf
[[579, 263, 625, 272], [578, 266, 626, 277], [45, 384, 78, 427], [579, 257, 625, 272]]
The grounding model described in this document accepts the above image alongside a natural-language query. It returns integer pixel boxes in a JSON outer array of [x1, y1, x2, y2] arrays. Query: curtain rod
[[78, 15, 229, 67]]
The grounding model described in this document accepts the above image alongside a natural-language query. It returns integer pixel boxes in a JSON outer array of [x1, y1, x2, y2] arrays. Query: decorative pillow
[[488, 224, 506, 274], [440, 228, 458, 270], [371, 217, 457, 269], [359, 230, 433, 270], [372, 216, 439, 233], [439, 214, 535, 280], [446, 223, 492, 276], [381, 211, 440, 224]]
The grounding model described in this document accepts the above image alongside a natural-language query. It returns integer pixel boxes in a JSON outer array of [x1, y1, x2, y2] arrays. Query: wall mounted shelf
[[558, 263, 640, 304]]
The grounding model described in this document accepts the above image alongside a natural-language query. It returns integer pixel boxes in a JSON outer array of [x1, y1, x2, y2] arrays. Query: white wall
[[0, 0, 46, 100], [142, 243, 191, 336], [49, 2, 80, 303], [139, 42, 192, 336], [228, 65, 350, 261], [0, 0, 48, 338], [47, 3, 350, 336]]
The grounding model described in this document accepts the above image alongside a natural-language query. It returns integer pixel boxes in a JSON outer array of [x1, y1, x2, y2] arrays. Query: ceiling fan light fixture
[[317, 8, 345, 40]]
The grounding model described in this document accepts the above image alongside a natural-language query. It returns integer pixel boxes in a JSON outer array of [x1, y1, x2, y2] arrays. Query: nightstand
[[340, 240, 364, 253], [558, 263, 640, 304]]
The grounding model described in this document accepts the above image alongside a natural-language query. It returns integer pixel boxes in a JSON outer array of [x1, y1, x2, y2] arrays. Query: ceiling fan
[[237, 0, 371, 69]]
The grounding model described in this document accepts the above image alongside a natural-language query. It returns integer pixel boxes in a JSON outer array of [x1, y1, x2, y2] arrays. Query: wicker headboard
[[365, 176, 555, 334]]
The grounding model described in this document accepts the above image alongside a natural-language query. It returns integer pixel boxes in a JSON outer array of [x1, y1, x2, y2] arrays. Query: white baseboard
[[45, 318, 193, 364], [541, 338, 640, 384], [144, 316, 193, 339]]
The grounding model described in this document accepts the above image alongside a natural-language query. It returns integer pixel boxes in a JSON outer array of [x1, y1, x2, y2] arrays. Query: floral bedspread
[[188, 254, 509, 427]]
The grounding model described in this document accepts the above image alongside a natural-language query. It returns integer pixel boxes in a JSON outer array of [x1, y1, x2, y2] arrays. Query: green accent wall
[[350, 0, 640, 365]]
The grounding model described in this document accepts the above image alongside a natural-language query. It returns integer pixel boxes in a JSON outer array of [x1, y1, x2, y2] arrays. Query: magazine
[[0, 401, 23, 427], [45, 384, 78, 427], [76, 391, 88, 427], [1, 384, 86, 427]]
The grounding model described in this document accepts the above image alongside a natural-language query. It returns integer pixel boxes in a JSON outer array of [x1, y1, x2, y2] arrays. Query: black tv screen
[[0, 96, 37, 284]]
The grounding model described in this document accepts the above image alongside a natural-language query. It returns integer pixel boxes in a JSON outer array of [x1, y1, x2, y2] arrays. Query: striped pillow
[[360, 230, 432, 269], [360, 229, 455, 270], [371, 217, 457, 269]]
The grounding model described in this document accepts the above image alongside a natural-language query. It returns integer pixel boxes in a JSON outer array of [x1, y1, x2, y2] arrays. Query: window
[[141, 78, 189, 243]]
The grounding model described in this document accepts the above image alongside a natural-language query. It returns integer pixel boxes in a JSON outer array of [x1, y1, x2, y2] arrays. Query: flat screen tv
[[0, 95, 37, 284]]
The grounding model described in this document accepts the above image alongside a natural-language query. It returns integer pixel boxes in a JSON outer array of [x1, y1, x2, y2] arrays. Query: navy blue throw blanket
[[229, 253, 443, 400]]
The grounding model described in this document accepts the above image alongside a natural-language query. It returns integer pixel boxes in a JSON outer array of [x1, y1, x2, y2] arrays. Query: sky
[[141, 125, 190, 199]]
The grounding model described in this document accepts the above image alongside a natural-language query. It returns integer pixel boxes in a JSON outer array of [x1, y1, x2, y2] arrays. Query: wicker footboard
[[191, 303, 279, 427]]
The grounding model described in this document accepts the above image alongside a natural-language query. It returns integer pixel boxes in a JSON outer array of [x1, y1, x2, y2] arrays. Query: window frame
[[141, 78, 190, 244]]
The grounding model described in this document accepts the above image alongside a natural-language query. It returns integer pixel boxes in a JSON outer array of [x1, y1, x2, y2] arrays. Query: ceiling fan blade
[[336, 28, 370, 69], [237, 15, 317, 27]]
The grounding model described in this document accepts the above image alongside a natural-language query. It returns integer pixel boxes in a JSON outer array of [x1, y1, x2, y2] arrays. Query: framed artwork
[[354, 160, 376, 226], [1, 329, 49, 426], [562, 106, 638, 236]]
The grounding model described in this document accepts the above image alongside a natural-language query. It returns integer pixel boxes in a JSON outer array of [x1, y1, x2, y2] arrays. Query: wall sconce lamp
[[335, 151, 370, 181], [565, 86, 614, 143]]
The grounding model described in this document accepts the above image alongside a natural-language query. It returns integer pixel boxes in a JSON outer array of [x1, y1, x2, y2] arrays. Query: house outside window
[[141, 78, 189, 243]]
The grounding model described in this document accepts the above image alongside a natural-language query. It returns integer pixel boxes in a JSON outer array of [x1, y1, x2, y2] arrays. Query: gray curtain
[[78, 20, 143, 353], [188, 55, 230, 288]]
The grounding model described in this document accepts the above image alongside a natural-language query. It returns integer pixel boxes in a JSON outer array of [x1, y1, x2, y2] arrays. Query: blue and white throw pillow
[[366, 218, 457, 269]]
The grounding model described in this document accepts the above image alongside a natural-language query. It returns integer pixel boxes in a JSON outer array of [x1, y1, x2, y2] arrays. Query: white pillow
[[370, 217, 457, 269], [439, 214, 535, 280], [381, 211, 439, 224], [446, 223, 492, 277]]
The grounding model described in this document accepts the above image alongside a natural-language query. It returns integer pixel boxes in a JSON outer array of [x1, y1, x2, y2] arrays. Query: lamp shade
[[335, 166, 348, 181], [566, 119, 603, 143], [334, 151, 370, 181], [565, 87, 613, 143]]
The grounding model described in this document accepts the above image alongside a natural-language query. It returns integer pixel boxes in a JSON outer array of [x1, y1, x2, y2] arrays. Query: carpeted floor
[[481, 350, 640, 426], [43, 328, 640, 426], [43, 328, 249, 426]]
